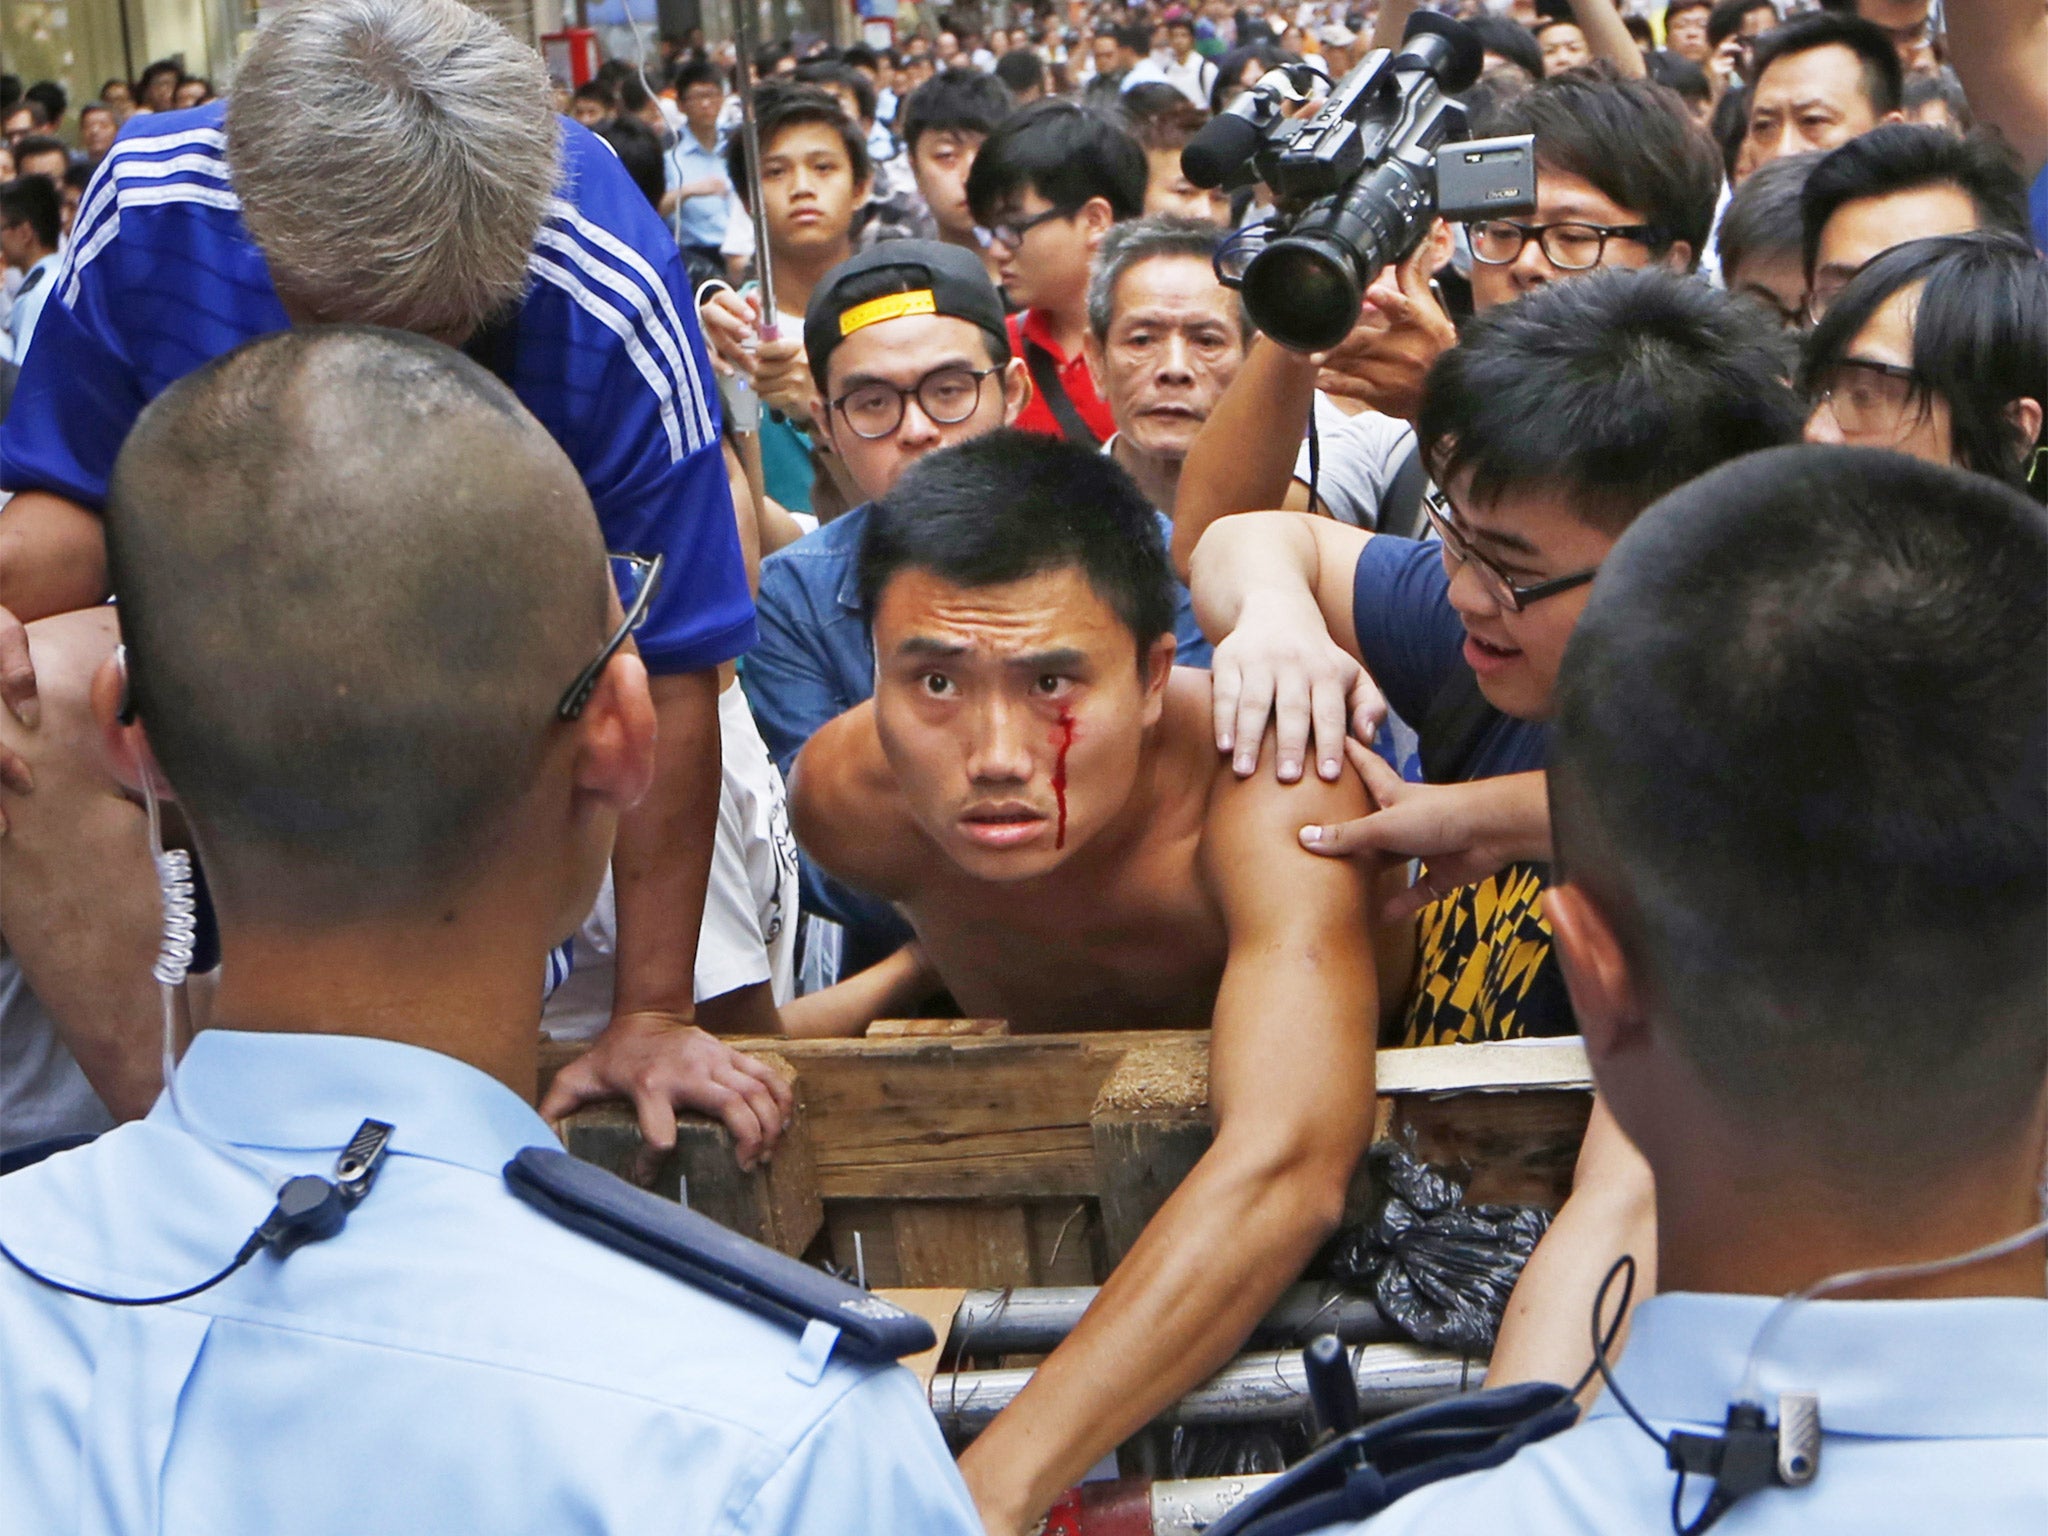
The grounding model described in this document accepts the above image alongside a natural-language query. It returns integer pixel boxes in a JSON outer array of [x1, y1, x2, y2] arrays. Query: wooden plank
[[1025, 1199, 1102, 1286], [759, 1034, 1136, 1201], [824, 1200, 904, 1289], [892, 1202, 1038, 1288], [1393, 1088, 1591, 1209], [866, 1017, 1009, 1038], [559, 1098, 824, 1254]]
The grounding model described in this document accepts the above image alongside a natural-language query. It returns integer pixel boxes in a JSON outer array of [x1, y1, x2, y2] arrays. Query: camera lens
[[1240, 236, 1363, 353]]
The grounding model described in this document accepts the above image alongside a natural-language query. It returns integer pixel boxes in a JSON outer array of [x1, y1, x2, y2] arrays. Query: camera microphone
[[1182, 111, 1265, 192]]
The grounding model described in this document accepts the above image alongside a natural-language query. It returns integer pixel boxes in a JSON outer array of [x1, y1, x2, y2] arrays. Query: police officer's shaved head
[[106, 327, 611, 922]]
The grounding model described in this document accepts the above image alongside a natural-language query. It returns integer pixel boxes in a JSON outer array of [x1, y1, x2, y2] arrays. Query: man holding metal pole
[[0, 0, 790, 1158]]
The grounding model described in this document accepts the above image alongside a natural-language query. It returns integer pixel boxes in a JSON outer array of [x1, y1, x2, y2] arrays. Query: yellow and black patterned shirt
[[1399, 861, 1576, 1047]]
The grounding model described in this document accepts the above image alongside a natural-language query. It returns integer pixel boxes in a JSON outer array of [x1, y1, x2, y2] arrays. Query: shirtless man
[[791, 428, 1383, 1535]]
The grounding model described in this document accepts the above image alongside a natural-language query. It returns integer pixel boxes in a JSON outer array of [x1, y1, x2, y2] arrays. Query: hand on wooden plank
[[538, 1009, 795, 1174]]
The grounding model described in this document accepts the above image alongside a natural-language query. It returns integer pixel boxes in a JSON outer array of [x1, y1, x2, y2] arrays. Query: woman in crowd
[[1803, 231, 2048, 502]]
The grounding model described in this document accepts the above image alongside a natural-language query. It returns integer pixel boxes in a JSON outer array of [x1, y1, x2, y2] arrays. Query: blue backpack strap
[[503, 1147, 935, 1365], [1206, 1381, 1579, 1536]]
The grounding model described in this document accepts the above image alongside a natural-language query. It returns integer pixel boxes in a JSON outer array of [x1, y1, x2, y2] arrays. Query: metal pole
[[930, 1340, 1478, 1438], [730, 0, 778, 340], [948, 1284, 1398, 1356]]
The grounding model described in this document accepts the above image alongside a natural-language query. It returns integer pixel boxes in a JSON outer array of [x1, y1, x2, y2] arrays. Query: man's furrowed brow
[[1005, 648, 1089, 673], [897, 635, 969, 658]]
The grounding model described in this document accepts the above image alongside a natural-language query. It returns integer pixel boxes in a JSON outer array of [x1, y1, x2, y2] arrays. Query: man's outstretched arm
[[958, 730, 1379, 1535]]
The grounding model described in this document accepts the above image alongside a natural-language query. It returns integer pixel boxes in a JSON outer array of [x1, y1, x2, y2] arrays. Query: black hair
[[1717, 149, 1819, 280], [1749, 12, 1903, 118], [1709, 80, 1749, 179], [0, 175, 61, 250], [673, 59, 723, 95], [995, 48, 1048, 97], [1799, 125, 2029, 279], [615, 75, 657, 117], [726, 81, 871, 210], [78, 101, 114, 123], [1645, 48, 1711, 109], [1114, 22, 1156, 57], [596, 115, 666, 211], [571, 79, 618, 110], [62, 161, 90, 193], [843, 44, 881, 72], [4, 99, 48, 130], [1418, 267, 1802, 533], [1207, 44, 1292, 114], [1705, 0, 1777, 51], [805, 259, 1012, 390], [860, 430, 1176, 657], [966, 99, 1147, 225], [901, 67, 1014, 155], [1124, 90, 1208, 153], [1476, 73, 1724, 265], [137, 60, 183, 99], [24, 80, 66, 125], [1551, 445, 2047, 1182], [10, 134, 68, 173], [0, 77, 20, 116], [1800, 232, 2048, 501], [1902, 69, 1972, 134], [795, 59, 879, 124], [106, 328, 611, 924], [1466, 17, 1545, 80]]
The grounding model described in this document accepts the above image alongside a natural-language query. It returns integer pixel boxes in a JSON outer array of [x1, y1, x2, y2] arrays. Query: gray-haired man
[[0, 0, 789, 1160], [1083, 214, 1252, 516]]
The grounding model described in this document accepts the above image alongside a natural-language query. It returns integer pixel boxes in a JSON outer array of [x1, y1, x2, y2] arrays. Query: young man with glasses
[[1188, 269, 1800, 1388], [965, 100, 1148, 445], [743, 243, 1212, 974]]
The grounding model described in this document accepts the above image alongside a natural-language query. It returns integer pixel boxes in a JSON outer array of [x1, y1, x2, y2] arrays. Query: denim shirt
[[742, 505, 1213, 955]]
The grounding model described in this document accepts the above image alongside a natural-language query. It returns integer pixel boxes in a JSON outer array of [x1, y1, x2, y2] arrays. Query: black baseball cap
[[804, 240, 1010, 390]]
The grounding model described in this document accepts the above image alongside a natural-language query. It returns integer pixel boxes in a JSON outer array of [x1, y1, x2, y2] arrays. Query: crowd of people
[[0, 0, 2042, 1533]]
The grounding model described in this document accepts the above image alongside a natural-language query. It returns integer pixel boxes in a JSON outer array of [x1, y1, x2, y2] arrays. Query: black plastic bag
[[1329, 1143, 1552, 1353]]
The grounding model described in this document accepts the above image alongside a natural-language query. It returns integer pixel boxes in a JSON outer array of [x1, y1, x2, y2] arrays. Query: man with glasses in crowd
[[966, 100, 1148, 446], [1175, 71, 1721, 612], [1189, 269, 1802, 1389]]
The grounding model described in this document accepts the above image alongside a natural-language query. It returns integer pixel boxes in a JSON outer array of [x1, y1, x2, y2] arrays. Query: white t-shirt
[[1292, 394, 1417, 529], [541, 684, 800, 1040]]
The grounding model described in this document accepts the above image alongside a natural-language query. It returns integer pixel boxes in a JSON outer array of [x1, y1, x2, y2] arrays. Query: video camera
[[1182, 12, 1538, 353]]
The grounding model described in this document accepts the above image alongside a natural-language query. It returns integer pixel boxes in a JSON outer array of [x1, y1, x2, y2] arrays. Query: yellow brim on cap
[[839, 289, 938, 337]]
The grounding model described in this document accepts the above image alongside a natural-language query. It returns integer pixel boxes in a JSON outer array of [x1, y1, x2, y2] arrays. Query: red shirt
[[1007, 308, 1117, 445]]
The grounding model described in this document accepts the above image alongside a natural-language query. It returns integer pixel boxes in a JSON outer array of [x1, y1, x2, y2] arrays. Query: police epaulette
[[503, 1147, 935, 1366]]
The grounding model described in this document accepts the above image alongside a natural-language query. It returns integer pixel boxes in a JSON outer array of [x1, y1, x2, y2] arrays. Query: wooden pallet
[[547, 1029, 1593, 1290]]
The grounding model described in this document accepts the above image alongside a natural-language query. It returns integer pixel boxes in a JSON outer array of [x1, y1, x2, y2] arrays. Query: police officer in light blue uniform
[[0, 324, 981, 1536], [1217, 449, 2048, 1536]]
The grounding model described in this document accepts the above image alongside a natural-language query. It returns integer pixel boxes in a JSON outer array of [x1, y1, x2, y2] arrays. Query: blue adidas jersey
[[0, 104, 753, 673]]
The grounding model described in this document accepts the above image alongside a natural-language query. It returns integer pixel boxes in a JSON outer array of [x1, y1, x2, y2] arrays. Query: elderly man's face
[[1089, 254, 1247, 465], [18, 148, 67, 185]]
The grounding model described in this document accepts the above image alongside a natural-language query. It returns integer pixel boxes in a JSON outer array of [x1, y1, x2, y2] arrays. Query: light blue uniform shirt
[[1334, 1289, 2048, 1534], [0, 1030, 980, 1536]]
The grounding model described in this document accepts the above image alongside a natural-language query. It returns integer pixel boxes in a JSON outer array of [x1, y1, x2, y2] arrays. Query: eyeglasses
[[830, 365, 1000, 440], [558, 553, 663, 721], [1806, 356, 1925, 437], [1467, 219, 1661, 271], [987, 204, 1073, 251], [1421, 488, 1599, 613]]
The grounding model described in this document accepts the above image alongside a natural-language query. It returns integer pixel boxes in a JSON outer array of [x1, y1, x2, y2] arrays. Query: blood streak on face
[[1051, 711, 1076, 849]]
